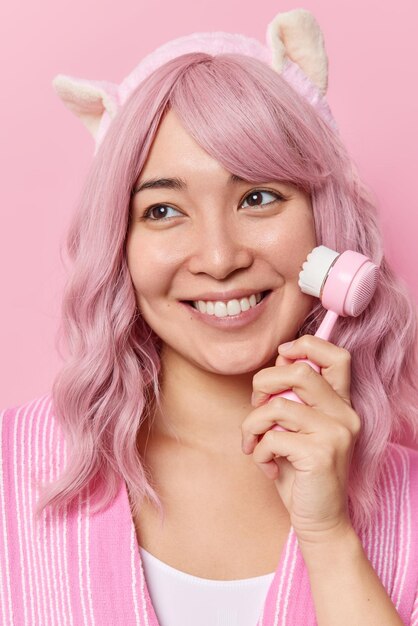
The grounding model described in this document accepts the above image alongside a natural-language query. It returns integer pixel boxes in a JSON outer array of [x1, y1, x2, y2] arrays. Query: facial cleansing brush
[[269, 245, 380, 431]]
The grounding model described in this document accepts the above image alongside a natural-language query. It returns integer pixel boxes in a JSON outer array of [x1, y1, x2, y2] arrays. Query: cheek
[[263, 232, 317, 280], [276, 214, 317, 275], [126, 233, 178, 299]]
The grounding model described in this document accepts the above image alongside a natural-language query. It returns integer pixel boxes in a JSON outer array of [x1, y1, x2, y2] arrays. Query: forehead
[[138, 109, 226, 181]]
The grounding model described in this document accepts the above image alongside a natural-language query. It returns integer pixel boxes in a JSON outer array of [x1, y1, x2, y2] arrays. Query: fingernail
[[279, 341, 295, 352]]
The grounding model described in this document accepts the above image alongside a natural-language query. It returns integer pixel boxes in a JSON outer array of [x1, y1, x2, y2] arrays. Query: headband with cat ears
[[52, 8, 337, 156]]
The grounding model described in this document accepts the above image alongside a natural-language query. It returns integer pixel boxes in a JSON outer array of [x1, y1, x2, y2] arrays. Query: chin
[[196, 349, 277, 376]]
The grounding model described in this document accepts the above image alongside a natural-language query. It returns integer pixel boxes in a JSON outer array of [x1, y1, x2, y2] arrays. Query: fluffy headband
[[52, 8, 338, 156]]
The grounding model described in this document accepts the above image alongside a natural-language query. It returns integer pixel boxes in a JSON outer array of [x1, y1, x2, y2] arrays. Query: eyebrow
[[132, 173, 249, 195]]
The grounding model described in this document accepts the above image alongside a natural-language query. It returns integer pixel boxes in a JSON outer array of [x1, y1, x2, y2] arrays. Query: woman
[[1, 9, 418, 626]]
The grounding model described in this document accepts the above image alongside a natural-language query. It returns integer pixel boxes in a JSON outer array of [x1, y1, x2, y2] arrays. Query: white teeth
[[214, 302, 228, 317], [227, 300, 241, 316], [193, 292, 264, 317], [240, 298, 250, 312]]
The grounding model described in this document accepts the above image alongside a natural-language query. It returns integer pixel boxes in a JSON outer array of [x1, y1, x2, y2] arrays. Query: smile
[[180, 291, 272, 328], [190, 291, 266, 317]]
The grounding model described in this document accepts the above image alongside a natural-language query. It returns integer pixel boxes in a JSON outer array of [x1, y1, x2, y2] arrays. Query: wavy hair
[[35, 52, 418, 535]]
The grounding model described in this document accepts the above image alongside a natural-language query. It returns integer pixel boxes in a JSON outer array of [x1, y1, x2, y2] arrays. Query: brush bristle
[[347, 265, 379, 316]]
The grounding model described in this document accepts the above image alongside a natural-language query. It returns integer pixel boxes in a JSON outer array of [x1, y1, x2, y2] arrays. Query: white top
[[139, 546, 275, 626]]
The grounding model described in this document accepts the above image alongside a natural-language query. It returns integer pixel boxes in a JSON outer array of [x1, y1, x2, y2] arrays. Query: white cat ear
[[52, 74, 120, 140], [266, 8, 329, 96]]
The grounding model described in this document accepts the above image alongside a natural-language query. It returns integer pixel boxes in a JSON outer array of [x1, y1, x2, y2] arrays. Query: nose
[[187, 218, 253, 280]]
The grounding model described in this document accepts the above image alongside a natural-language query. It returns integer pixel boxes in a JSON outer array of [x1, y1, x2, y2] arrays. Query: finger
[[242, 395, 359, 455], [252, 360, 348, 418], [253, 427, 356, 477], [277, 335, 352, 406], [242, 394, 322, 453], [275, 352, 294, 367], [252, 429, 317, 479]]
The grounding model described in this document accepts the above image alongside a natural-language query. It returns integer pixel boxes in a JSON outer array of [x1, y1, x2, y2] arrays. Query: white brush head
[[298, 245, 340, 297]]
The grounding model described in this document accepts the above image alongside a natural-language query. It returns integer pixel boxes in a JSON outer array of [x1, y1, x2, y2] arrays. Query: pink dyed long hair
[[35, 52, 418, 534]]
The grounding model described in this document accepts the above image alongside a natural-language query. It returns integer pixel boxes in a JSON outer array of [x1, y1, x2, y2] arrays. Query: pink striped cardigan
[[1, 392, 418, 626]]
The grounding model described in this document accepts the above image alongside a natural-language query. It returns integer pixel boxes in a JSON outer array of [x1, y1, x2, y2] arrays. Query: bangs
[[169, 53, 333, 193]]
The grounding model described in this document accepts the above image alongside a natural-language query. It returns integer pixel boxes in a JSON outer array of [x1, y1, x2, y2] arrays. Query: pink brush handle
[[269, 310, 339, 432]]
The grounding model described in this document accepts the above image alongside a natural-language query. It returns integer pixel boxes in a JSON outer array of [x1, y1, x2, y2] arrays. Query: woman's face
[[126, 109, 317, 375]]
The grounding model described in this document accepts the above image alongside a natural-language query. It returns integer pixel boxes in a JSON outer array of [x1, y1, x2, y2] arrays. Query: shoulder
[[356, 442, 418, 549], [353, 442, 418, 611], [378, 443, 418, 611], [368, 442, 418, 557], [381, 441, 418, 502], [0, 393, 66, 499], [1, 392, 63, 449]]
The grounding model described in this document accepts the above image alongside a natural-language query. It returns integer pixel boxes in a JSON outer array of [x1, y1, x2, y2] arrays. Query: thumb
[[275, 352, 294, 367]]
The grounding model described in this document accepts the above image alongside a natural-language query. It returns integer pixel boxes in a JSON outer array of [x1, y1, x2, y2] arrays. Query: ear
[[52, 74, 120, 140], [266, 8, 328, 96]]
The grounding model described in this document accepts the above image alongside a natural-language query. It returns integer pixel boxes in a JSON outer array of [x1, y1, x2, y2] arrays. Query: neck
[[145, 344, 277, 456]]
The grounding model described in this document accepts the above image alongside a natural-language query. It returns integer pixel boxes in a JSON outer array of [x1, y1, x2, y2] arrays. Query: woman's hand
[[241, 335, 361, 547]]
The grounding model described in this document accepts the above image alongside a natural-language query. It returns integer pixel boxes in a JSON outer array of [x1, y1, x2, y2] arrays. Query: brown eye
[[142, 205, 183, 221], [241, 190, 283, 209]]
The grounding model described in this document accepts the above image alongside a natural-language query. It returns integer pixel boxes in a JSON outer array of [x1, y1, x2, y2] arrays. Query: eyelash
[[139, 189, 287, 222]]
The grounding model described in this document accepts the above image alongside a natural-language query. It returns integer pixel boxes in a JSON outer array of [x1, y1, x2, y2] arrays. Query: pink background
[[1, 0, 417, 432]]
